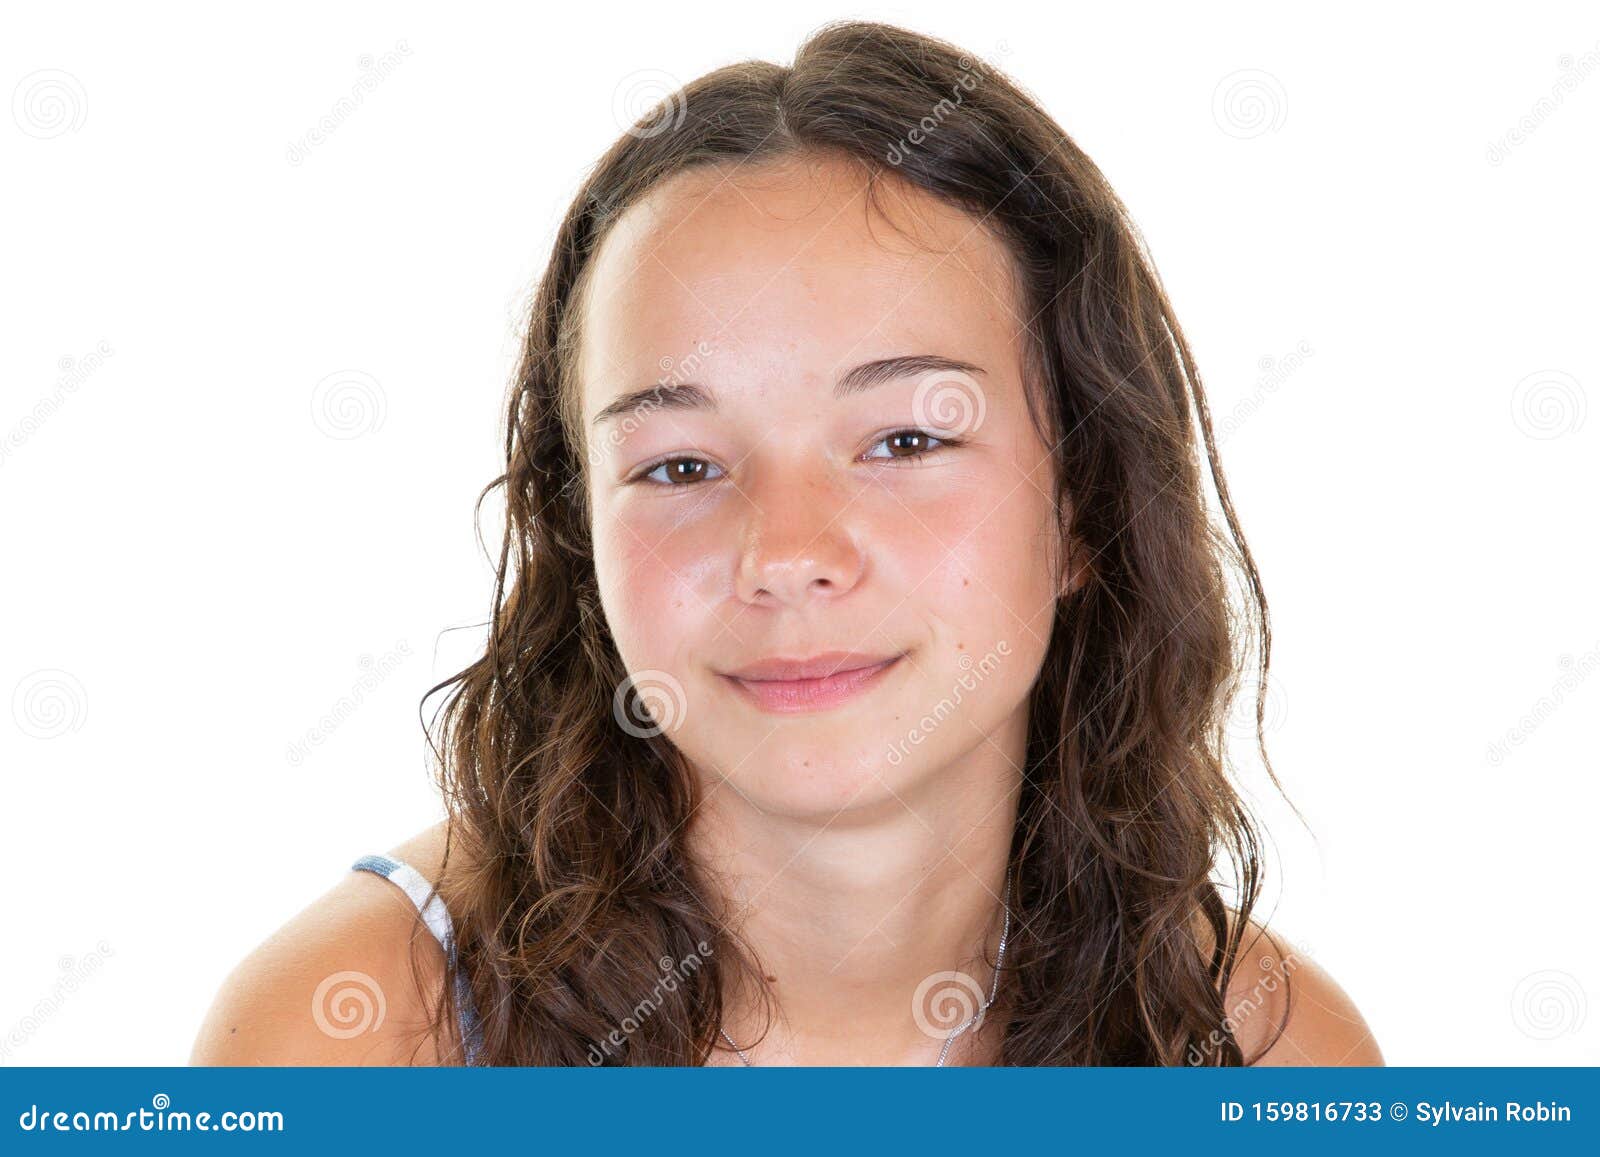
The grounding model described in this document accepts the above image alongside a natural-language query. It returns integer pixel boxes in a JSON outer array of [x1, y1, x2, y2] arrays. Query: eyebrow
[[590, 353, 986, 428]]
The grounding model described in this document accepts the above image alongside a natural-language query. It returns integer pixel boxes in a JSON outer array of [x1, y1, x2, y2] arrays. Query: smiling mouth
[[718, 652, 907, 714]]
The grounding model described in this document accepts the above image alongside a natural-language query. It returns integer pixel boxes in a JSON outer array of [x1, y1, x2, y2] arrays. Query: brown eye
[[865, 429, 953, 462], [641, 457, 721, 486]]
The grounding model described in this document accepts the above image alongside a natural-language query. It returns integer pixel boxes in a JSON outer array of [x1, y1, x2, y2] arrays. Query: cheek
[[884, 479, 1059, 652], [592, 502, 727, 663]]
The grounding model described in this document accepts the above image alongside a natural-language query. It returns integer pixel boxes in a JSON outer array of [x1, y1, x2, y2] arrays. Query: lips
[[718, 650, 907, 714], [724, 651, 903, 682]]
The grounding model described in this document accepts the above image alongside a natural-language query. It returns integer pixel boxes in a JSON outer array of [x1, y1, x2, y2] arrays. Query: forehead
[[576, 153, 1024, 417]]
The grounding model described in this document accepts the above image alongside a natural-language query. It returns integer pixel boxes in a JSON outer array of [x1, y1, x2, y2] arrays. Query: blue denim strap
[[350, 853, 485, 1065]]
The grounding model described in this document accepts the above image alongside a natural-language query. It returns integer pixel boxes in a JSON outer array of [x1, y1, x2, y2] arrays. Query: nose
[[734, 467, 866, 608]]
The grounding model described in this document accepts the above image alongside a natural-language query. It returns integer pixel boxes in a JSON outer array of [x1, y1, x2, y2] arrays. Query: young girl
[[193, 19, 1381, 1067]]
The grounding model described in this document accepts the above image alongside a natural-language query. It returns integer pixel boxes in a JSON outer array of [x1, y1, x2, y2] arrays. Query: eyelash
[[631, 428, 965, 488]]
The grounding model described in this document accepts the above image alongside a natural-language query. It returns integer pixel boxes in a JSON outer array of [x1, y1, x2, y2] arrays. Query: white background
[[3, 1, 1597, 1066]]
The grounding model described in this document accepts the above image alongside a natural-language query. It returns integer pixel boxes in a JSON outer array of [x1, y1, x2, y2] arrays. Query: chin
[[703, 732, 924, 820]]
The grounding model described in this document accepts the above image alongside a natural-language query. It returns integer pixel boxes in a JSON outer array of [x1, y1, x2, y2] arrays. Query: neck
[[686, 731, 1025, 1066]]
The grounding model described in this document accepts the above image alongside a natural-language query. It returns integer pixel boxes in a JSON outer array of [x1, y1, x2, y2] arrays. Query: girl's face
[[578, 153, 1067, 819]]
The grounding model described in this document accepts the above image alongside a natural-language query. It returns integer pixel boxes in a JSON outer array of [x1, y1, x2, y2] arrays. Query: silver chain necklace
[[716, 866, 1014, 1067]]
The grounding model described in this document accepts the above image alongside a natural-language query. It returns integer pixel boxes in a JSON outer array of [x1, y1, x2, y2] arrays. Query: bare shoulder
[[190, 820, 466, 1066], [1197, 908, 1385, 1066]]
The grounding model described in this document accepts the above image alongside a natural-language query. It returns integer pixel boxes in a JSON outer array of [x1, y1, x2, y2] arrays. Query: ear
[[1059, 540, 1091, 599], [1056, 497, 1091, 600]]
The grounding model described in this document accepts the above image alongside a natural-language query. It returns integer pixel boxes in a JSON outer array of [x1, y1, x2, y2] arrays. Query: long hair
[[416, 18, 1295, 1065]]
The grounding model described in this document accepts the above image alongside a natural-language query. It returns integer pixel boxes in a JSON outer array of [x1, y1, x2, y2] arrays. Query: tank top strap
[[350, 852, 486, 1065]]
